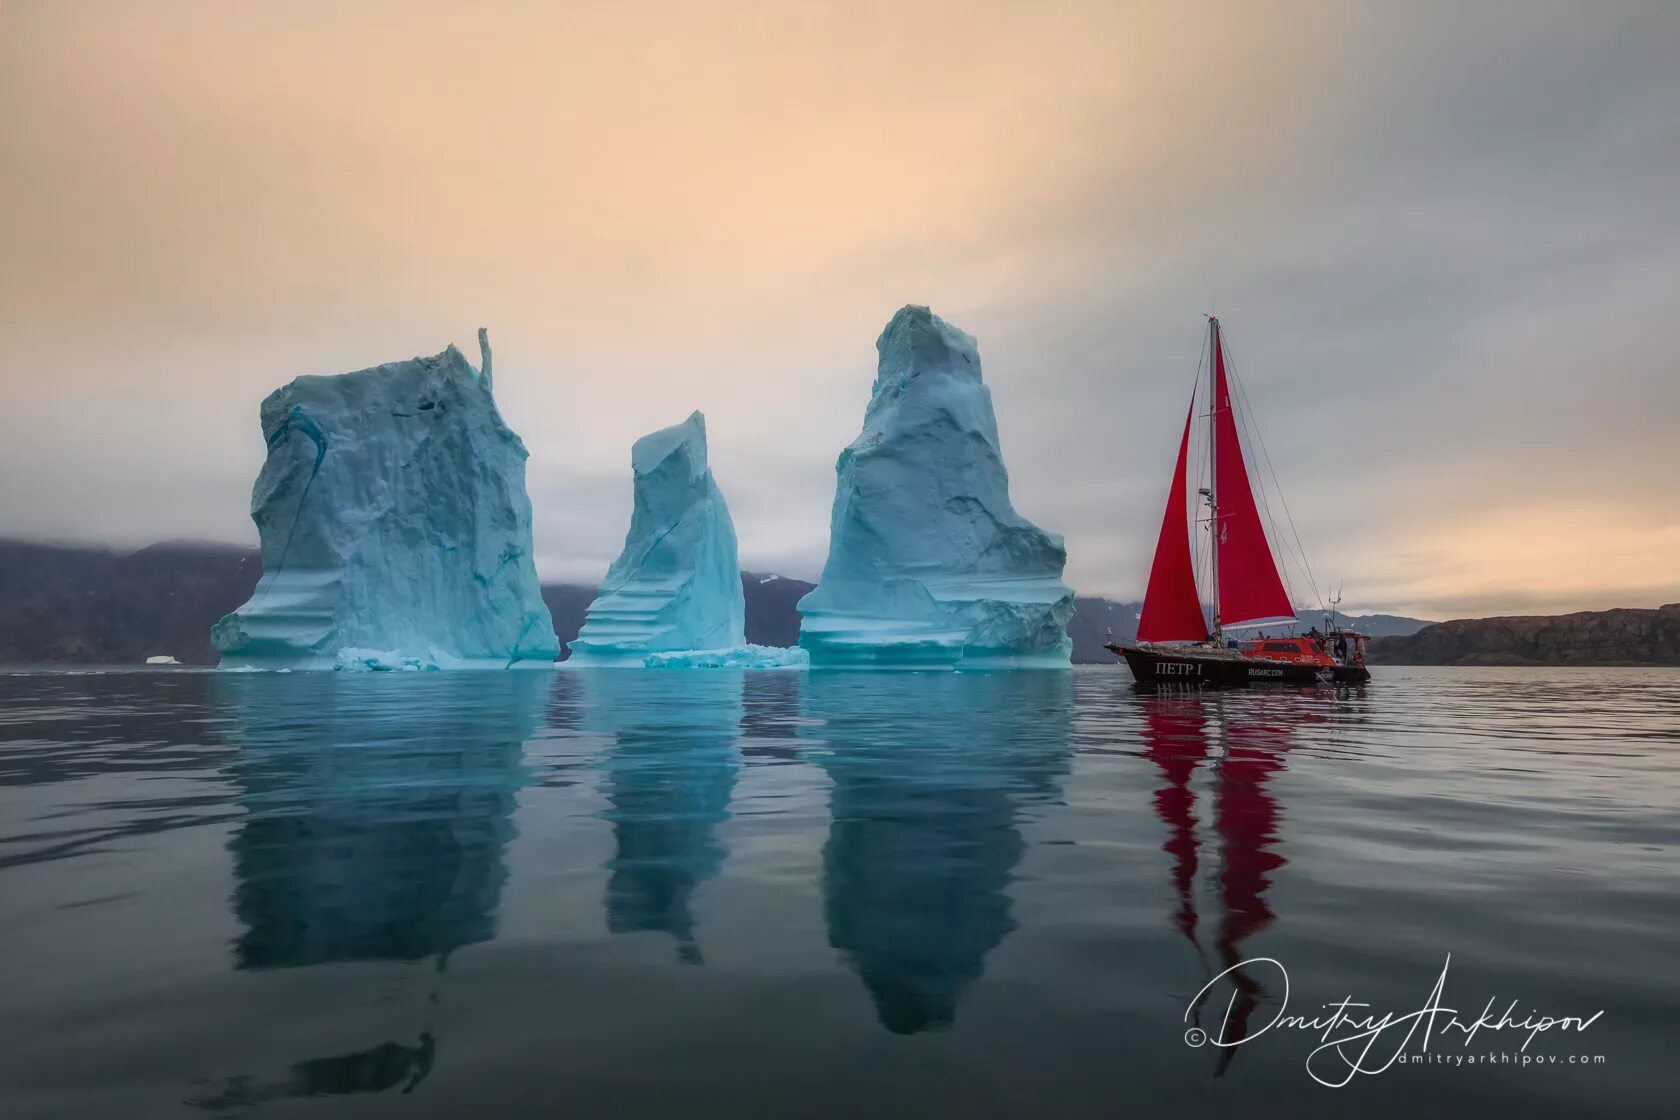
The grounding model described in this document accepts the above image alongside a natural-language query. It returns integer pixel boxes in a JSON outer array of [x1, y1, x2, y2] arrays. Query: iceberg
[[212, 331, 559, 670], [643, 644, 809, 670], [798, 306, 1074, 668], [567, 411, 748, 665]]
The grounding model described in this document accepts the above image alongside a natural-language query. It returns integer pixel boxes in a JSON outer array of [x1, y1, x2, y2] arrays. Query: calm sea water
[[1, 666, 1675, 1119]]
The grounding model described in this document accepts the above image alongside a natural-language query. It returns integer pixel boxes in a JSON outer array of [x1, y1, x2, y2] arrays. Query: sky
[[2, 0, 1676, 620]]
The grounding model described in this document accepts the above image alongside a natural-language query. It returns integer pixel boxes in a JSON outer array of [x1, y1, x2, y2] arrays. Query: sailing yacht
[[1107, 316, 1371, 686]]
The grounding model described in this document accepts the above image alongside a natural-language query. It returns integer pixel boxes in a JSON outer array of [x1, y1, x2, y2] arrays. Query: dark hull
[[1107, 644, 1371, 688]]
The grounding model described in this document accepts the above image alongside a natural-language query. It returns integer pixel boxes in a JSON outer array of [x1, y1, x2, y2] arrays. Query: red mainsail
[[1136, 393, 1208, 643], [1211, 323, 1295, 627]]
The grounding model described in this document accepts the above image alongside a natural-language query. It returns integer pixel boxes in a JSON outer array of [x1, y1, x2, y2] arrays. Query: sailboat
[[1107, 316, 1371, 686]]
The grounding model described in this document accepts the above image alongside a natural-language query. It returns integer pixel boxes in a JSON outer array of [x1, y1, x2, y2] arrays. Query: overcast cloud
[[2, 1, 1676, 618]]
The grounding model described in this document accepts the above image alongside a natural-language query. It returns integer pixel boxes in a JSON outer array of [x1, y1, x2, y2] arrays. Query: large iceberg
[[212, 331, 559, 670], [567, 411, 748, 665], [798, 306, 1074, 668]]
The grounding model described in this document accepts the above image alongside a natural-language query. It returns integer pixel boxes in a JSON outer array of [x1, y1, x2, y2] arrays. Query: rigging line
[[1232, 362, 1320, 613], [1195, 525, 1213, 626], [1212, 325, 1293, 577], [1228, 350, 1310, 610], [1220, 327, 1325, 613], [1214, 324, 1300, 607], [1224, 343, 1314, 618], [1234, 380, 1304, 607]]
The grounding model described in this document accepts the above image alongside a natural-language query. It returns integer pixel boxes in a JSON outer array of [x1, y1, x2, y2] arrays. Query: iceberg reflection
[[219, 672, 540, 967], [193, 672, 543, 1107], [580, 669, 744, 964], [802, 671, 1073, 1033]]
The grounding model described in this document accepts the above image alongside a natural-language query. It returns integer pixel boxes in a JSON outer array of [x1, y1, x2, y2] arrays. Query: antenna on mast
[[1326, 583, 1344, 632]]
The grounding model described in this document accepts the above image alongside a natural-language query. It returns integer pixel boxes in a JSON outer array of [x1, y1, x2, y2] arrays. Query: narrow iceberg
[[567, 412, 749, 666], [212, 330, 559, 670], [798, 306, 1074, 668]]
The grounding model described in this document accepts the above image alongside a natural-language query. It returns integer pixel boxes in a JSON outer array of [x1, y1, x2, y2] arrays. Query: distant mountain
[[1068, 597, 1138, 663], [1330, 613, 1438, 639], [0, 539, 261, 665], [1368, 605, 1680, 666], [538, 583, 597, 655], [0, 537, 1434, 666], [740, 573, 817, 647]]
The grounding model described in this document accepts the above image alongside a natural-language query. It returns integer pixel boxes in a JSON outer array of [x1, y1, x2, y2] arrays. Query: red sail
[[1211, 323, 1295, 627], [1137, 394, 1208, 643]]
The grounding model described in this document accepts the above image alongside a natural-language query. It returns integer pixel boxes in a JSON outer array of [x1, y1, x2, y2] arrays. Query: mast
[[1140, 312, 1290, 646], [1207, 316, 1221, 645]]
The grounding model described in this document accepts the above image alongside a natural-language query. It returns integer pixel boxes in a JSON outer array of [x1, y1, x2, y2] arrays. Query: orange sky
[[2, 1, 1676, 618]]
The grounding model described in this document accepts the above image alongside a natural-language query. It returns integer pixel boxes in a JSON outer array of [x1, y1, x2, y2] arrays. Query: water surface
[[1, 667, 1675, 1118]]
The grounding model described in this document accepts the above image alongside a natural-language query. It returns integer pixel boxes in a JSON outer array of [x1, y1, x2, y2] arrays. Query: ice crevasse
[[797, 306, 1074, 668], [568, 411, 803, 668], [211, 330, 560, 670]]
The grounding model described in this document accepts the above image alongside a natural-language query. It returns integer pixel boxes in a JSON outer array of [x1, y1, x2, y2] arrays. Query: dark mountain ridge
[[1367, 605, 1680, 666], [0, 538, 1446, 666], [0, 540, 829, 665], [0, 540, 263, 665]]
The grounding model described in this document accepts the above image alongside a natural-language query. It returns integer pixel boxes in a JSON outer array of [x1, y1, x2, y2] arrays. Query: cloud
[[2, 1, 1675, 616]]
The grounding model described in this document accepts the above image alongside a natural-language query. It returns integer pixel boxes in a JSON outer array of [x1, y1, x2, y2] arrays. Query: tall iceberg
[[798, 306, 1074, 668], [212, 331, 559, 670], [567, 411, 749, 665]]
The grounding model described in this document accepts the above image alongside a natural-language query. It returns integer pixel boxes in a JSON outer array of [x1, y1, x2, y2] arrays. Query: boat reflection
[[803, 671, 1073, 1034], [193, 671, 543, 1109], [580, 670, 744, 964], [1139, 689, 1313, 1076]]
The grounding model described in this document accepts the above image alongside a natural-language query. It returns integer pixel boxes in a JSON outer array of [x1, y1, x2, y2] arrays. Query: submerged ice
[[567, 412, 749, 666], [798, 306, 1074, 668], [212, 331, 559, 670], [643, 645, 810, 670]]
